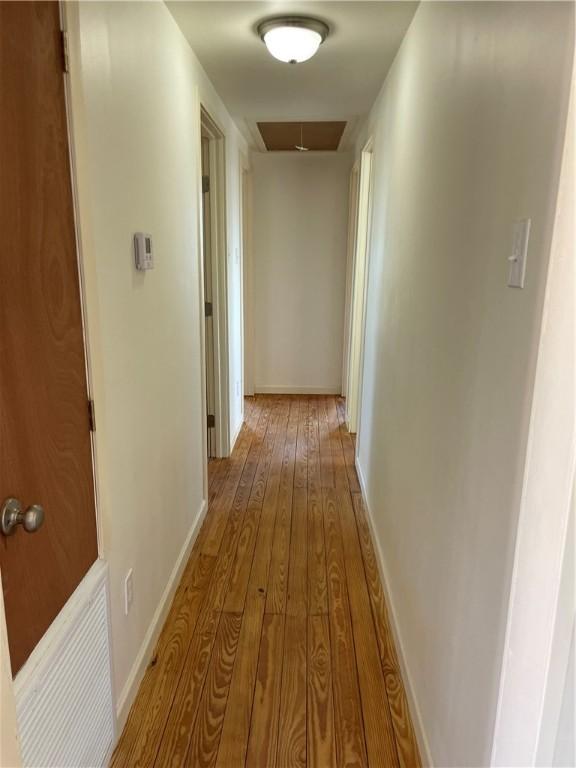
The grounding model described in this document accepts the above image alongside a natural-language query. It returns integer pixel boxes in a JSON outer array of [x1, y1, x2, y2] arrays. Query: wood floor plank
[[323, 487, 368, 768], [245, 613, 285, 768], [308, 398, 328, 615], [319, 396, 336, 489], [152, 407, 275, 767], [338, 489, 399, 767], [330, 398, 401, 766], [155, 609, 221, 767], [287, 398, 308, 617], [110, 554, 216, 768], [352, 494, 421, 768], [184, 612, 243, 768], [224, 398, 284, 612], [326, 396, 348, 494], [201, 400, 270, 557], [112, 395, 421, 768], [154, 522, 271, 764], [265, 398, 299, 614], [208, 460, 230, 508], [307, 614, 336, 768], [214, 593, 266, 768], [110, 536, 214, 764], [215, 401, 292, 767], [277, 614, 307, 768]]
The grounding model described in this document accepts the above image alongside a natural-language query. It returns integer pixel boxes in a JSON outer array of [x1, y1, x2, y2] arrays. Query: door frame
[[345, 137, 374, 436], [199, 107, 230, 460], [241, 155, 254, 398], [342, 161, 360, 399]]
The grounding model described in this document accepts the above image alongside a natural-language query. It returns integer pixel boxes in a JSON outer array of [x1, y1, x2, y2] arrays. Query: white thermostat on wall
[[134, 232, 154, 271]]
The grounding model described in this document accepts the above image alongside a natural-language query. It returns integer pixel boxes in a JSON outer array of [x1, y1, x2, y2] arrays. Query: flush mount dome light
[[258, 17, 329, 64]]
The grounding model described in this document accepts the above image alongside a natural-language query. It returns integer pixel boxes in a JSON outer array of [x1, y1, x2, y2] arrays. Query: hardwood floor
[[110, 395, 421, 768]]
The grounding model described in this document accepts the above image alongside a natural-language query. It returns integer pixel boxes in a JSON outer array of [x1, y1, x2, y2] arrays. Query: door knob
[[1, 498, 45, 536]]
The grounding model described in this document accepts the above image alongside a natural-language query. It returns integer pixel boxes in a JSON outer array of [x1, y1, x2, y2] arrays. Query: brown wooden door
[[0, 1, 98, 675]]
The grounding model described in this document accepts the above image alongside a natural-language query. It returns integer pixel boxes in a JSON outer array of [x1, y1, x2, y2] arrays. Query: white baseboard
[[230, 416, 243, 453], [355, 457, 434, 767], [115, 499, 207, 732], [254, 385, 342, 395]]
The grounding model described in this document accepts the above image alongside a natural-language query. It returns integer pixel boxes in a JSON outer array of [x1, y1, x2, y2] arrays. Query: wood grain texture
[[224, 398, 283, 612], [266, 398, 299, 613], [352, 494, 422, 768], [338, 489, 399, 767], [110, 554, 216, 767], [277, 614, 307, 768], [307, 398, 328, 615], [245, 613, 285, 768], [185, 612, 243, 768], [201, 400, 268, 557], [214, 594, 266, 768], [319, 397, 336, 489], [307, 614, 336, 768], [215, 398, 290, 767], [0, 0, 98, 675], [111, 396, 420, 768], [323, 488, 368, 768], [286, 398, 308, 618]]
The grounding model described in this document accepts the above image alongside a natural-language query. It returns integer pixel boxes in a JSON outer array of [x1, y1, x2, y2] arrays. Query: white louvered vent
[[15, 563, 115, 768]]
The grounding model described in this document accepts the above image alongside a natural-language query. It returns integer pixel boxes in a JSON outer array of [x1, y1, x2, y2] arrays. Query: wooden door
[[0, 1, 98, 675], [201, 135, 216, 458]]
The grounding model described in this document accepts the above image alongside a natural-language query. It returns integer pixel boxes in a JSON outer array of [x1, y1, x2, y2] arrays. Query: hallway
[[111, 395, 420, 767]]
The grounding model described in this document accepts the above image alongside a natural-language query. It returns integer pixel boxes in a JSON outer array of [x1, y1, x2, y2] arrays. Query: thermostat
[[134, 232, 154, 271]]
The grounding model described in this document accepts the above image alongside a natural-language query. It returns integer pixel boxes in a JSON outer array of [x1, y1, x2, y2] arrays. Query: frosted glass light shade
[[258, 18, 329, 64]]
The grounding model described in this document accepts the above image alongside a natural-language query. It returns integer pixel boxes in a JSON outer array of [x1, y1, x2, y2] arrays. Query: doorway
[[200, 108, 229, 459], [241, 162, 254, 398], [345, 138, 374, 435], [342, 162, 360, 400], [0, 1, 99, 675]]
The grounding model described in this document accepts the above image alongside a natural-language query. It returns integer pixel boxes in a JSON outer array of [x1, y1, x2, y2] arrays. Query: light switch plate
[[508, 219, 531, 289], [124, 569, 133, 615]]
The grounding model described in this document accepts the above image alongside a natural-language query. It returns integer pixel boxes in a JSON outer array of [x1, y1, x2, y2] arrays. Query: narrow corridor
[[111, 395, 420, 767]]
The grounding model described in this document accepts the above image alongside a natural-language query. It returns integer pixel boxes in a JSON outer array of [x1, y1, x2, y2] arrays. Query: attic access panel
[[258, 121, 346, 151]]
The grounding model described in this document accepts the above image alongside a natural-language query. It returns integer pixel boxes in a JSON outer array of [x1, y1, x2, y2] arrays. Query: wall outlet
[[124, 569, 133, 616]]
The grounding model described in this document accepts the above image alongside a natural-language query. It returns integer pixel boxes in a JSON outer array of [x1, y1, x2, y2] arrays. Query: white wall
[[493, 58, 575, 767], [64, 0, 247, 724], [251, 152, 351, 394], [0, 576, 21, 768], [353, 2, 574, 766]]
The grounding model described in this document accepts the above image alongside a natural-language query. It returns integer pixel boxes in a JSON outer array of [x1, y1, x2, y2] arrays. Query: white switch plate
[[124, 569, 133, 615], [508, 219, 531, 288]]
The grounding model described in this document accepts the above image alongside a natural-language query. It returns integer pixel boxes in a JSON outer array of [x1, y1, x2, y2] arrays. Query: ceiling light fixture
[[257, 17, 329, 64]]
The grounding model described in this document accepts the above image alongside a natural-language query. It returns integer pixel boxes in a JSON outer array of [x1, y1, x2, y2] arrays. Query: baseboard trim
[[355, 457, 434, 767], [115, 498, 207, 732], [230, 416, 243, 453], [254, 385, 342, 395]]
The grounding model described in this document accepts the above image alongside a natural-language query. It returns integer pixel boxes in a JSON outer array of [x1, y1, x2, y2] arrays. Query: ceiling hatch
[[258, 121, 346, 152]]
